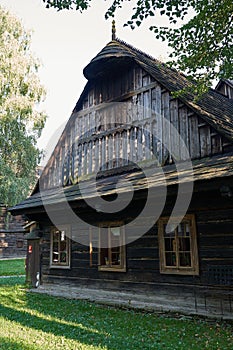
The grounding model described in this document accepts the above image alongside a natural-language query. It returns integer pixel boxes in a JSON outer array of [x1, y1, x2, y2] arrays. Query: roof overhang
[[9, 153, 233, 216]]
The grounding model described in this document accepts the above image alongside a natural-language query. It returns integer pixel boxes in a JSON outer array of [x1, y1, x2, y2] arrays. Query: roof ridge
[[114, 37, 162, 64], [114, 37, 191, 85]]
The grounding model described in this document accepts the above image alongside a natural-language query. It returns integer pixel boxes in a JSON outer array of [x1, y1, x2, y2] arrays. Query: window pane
[[53, 231, 59, 242], [179, 237, 190, 252], [165, 237, 173, 251], [165, 252, 176, 267], [185, 223, 190, 236], [177, 223, 185, 236], [60, 240, 67, 264], [111, 246, 120, 265], [52, 244, 59, 263], [100, 247, 109, 265], [60, 251, 67, 263], [60, 240, 67, 252], [61, 230, 66, 241], [179, 252, 191, 267], [164, 225, 175, 237], [110, 227, 120, 236]]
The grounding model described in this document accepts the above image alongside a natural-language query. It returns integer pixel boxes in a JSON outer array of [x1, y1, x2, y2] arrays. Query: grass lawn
[[0, 278, 232, 350], [0, 258, 25, 276]]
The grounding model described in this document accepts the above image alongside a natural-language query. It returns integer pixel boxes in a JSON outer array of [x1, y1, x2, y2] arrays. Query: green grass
[[0, 279, 232, 349], [0, 258, 25, 276]]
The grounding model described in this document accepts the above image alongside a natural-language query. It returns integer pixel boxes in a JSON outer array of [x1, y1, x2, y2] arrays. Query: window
[[98, 225, 126, 272], [158, 215, 199, 275], [50, 226, 70, 268]]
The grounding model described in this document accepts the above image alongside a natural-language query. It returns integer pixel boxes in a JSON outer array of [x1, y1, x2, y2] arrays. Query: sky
[[0, 0, 171, 163]]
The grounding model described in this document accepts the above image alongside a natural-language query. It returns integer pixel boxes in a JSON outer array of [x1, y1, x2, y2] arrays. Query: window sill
[[49, 265, 71, 269], [160, 268, 199, 276], [98, 266, 126, 272]]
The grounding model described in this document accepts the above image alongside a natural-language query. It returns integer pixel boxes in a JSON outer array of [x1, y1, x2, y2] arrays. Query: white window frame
[[50, 225, 71, 269]]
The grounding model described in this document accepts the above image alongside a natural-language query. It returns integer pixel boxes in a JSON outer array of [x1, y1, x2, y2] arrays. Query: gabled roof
[[9, 37, 233, 215], [215, 79, 233, 91]]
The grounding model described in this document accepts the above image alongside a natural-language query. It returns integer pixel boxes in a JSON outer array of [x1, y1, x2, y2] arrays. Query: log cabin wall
[[0, 205, 26, 258], [39, 64, 231, 191], [39, 187, 233, 292]]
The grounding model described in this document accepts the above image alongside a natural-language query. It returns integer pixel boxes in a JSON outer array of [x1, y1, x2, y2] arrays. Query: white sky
[[0, 0, 171, 163]]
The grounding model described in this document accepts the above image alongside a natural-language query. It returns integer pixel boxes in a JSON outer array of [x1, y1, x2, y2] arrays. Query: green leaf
[[0, 6, 47, 206]]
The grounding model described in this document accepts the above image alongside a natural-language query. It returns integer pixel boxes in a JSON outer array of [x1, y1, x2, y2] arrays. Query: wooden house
[[10, 34, 233, 318]]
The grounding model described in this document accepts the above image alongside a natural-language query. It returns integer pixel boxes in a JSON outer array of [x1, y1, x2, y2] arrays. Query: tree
[[43, 0, 233, 93], [0, 6, 47, 206]]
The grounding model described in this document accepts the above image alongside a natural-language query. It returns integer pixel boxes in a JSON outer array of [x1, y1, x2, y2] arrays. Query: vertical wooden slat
[[179, 106, 189, 160], [137, 126, 143, 161], [122, 130, 128, 166], [170, 99, 180, 162], [80, 143, 84, 176], [144, 122, 151, 160], [142, 74, 150, 87], [135, 66, 142, 89], [152, 120, 157, 157], [199, 125, 211, 157], [108, 134, 113, 169], [189, 115, 200, 159], [95, 138, 100, 172], [211, 134, 222, 155], [129, 127, 136, 163], [112, 133, 116, 168], [101, 137, 106, 171], [143, 90, 151, 119], [78, 144, 82, 178], [88, 141, 93, 174], [162, 92, 170, 163], [154, 85, 162, 163], [84, 143, 88, 175], [115, 132, 120, 168]]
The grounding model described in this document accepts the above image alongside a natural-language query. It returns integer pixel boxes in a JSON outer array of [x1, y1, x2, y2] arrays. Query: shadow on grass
[[0, 276, 25, 286], [0, 337, 35, 350], [0, 294, 123, 350], [1, 283, 233, 350], [25, 290, 142, 347]]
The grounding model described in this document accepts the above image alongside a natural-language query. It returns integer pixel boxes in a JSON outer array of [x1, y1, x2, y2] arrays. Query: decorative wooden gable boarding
[[39, 41, 230, 191]]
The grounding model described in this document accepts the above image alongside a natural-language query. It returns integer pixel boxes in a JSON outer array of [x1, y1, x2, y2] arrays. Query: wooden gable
[[215, 79, 233, 99], [39, 44, 232, 191]]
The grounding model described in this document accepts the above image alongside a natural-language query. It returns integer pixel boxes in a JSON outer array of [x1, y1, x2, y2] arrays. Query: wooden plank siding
[[37, 183, 233, 317], [40, 204, 233, 290], [39, 64, 226, 191]]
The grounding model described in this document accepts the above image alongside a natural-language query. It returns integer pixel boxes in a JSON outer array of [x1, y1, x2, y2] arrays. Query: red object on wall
[[28, 245, 32, 253]]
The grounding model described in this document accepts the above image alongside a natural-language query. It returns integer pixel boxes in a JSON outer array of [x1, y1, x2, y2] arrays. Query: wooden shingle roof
[[9, 153, 233, 215]]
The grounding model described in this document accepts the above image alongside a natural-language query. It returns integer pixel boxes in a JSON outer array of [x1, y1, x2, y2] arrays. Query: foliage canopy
[[43, 0, 233, 91], [0, 6, 46, 206]]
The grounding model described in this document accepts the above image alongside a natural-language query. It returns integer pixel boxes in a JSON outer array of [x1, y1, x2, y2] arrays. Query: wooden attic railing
[[40, 80, 227, 191], [61, 121, 163, 187]]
